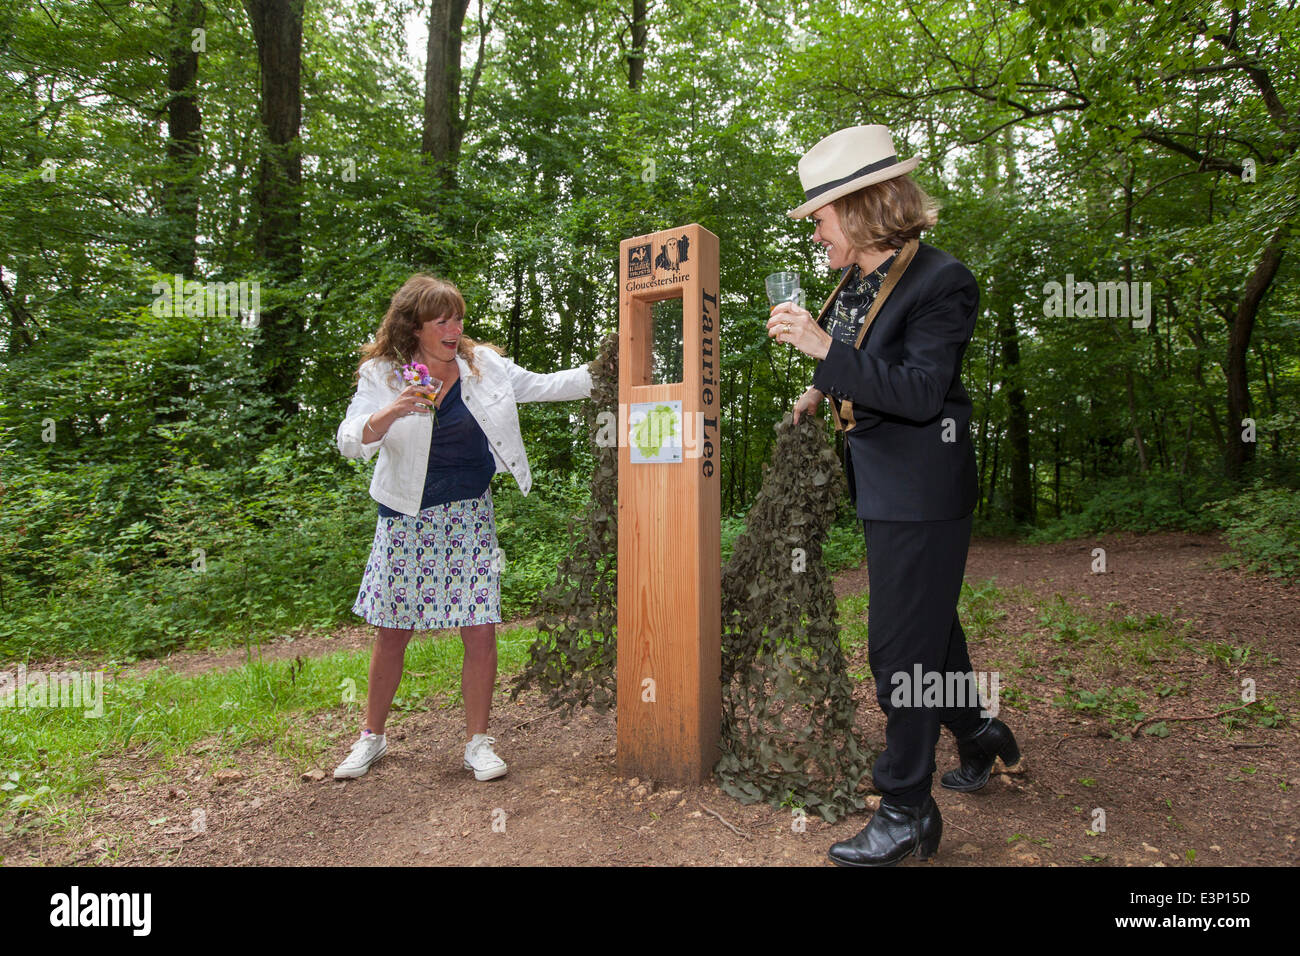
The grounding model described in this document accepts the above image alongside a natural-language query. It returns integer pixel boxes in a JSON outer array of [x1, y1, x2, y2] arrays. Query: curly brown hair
[[357, 273, 502, 378], [832, 175, 939, 251]]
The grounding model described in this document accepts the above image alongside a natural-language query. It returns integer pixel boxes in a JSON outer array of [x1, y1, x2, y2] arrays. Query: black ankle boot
[[940, 717, 1020, 792], [827, 795, 942, 867]]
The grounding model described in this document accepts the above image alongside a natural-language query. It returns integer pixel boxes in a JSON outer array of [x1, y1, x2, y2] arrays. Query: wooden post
[[616, 223, 721, 785]]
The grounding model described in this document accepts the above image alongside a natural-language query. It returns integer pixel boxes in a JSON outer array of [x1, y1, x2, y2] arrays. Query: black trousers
[[862, 512, 985, 806]]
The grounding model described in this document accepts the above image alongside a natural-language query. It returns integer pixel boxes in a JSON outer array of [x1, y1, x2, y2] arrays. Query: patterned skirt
[[351, 489, 502, 630]]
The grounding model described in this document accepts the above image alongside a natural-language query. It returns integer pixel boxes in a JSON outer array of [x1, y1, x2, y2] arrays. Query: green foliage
[[492, 469, 595, 619], [959, 579, 1007, 642], [0, 473, 374, 660], [1055, 685, 1149, 733], [1206, 483, 1300, 581], [720, 515, 748, 566], [822, 511, 867, 573], [2, 0, 1298, 683], [1221, 698, 1290, 731], [512, 335, 619, 713], [0, 625, 540, 835], [1031, 595, 1194, 671], [1029, 474, 1229, 540], [1200, 639, 1279, 668]]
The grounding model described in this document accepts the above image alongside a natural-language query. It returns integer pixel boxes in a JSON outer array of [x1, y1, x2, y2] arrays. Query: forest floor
[[3, 531, 1297, 867]]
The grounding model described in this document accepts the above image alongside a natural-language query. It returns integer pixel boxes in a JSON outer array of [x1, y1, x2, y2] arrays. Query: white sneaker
[[334, 732, 387, 779], [463, 734, 508, 781]]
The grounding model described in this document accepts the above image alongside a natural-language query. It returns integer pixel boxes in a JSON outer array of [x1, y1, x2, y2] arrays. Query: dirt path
[[6, 532, 1297, 867]]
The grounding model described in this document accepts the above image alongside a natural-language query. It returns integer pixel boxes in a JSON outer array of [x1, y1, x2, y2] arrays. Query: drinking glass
[[418, 376, 443, 414], [765, 271, 806, 309]]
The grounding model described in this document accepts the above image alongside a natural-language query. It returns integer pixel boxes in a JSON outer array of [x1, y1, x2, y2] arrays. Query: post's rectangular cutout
[[650, 297, 684, 385]]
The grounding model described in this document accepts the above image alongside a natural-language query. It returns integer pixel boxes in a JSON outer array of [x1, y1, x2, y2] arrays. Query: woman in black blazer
[[768, 125, 1020, 867]]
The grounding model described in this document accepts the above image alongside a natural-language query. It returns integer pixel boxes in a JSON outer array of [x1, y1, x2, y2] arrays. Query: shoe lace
[[348, 735, 379, 758], [469, 735, 497, 760]]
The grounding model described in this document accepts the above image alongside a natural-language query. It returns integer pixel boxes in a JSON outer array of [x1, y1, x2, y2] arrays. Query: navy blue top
[[377, 378, 497, 517]]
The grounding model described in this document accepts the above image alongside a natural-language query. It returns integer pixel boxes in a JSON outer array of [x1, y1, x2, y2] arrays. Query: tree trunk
[[163, 0, 205, 275], [627, 0, 647, 91], [1119, 163, 1149, 474], [243, 0, 304, 422], [1255, 338, 1281, 461], [422, 0, 471, 185], [1184, 307, 1225, 453], [507, 259, 523, 357], [997, 308, 1033, 524], [1122, 368, 1149, 473], [1225, 225, 1288, 480], [986, 429, 1000, 518], [0, 268, 36, 352], [154, 0, 207, 431], [976, 338, 995, 519], [1052, 430, 1062, 518]]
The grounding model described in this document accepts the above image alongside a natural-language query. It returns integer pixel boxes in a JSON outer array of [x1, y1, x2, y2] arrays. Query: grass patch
[[0, 625, 538, 840], [836, 592, 872, 681], [1055, 685, 1150, 738], [959, 579, 1006, 642], [1031, 595, 1196, 672], [837, 593, 870, 653], [1200, 640, 1280, 668]]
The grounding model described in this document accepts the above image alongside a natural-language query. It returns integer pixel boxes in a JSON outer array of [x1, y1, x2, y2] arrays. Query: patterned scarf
[[820, 251, 899, 346]]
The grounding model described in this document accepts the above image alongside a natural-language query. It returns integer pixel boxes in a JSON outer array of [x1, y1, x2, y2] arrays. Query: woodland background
[[1, 0, 1297, 660]]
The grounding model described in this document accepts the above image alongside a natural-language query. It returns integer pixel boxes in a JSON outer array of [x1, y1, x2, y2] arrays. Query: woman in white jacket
[[334, 273, 593, 782]]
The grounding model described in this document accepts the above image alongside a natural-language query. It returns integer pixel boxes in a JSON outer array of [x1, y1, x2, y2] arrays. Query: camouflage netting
[[715, 413, 872, 821], [513, 345, 872, 820], [510, 333, 619, 713]]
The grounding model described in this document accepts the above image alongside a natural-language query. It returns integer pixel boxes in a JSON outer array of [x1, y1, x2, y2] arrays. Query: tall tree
[[243, 0, 305, 419], [627, 0, 648, 90], [422, 0, 472, 184], [162, 0, 206, 275], [1225, 225, 1288, 478]]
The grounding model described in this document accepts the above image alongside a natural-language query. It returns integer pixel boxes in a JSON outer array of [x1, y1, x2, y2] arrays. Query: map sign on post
[[629, 400, 683, 464]]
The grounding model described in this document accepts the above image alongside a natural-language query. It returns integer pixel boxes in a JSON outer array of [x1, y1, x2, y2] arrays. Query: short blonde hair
[[832, 175, 939, 251]]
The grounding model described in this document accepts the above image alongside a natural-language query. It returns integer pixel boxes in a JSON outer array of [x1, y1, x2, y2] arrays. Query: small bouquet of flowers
[[396, 362, 442, 421]]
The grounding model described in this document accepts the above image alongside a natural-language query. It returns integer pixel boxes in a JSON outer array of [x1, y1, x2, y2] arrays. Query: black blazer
[[811, 241, 979, 522]]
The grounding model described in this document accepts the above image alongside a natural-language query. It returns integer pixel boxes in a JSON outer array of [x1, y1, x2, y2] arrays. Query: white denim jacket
[[336, 345, 593, 515]]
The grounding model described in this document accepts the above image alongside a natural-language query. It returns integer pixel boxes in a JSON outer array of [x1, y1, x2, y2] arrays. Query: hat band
[[803, 154, 899, 201]]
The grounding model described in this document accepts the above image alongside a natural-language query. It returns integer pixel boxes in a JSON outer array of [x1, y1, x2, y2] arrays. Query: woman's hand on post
[[793, 386, 824, 425], [767, 301, 832, 361]]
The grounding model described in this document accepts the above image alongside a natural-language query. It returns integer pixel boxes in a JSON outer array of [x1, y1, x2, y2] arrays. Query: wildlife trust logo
[[627, 242, 652, 278], [625, 233, 691, 291]]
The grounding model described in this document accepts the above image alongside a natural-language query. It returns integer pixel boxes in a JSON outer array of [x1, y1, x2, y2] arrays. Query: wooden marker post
[[616, 223, 721, 785]]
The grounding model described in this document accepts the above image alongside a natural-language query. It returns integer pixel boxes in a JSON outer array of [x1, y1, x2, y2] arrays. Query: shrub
[[1205, 483, 1300, 581], [1029, 473, 1229, 541]]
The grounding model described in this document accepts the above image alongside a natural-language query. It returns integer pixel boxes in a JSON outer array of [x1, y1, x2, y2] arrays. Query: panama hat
[[787, 125, 921, 219]]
